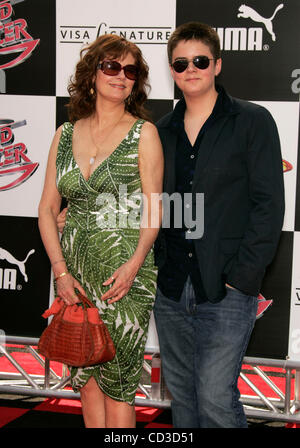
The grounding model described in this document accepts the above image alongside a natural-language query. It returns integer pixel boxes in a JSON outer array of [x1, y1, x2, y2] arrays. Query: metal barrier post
[[150, 353, 161, 401], [1, 336, 300, 423]]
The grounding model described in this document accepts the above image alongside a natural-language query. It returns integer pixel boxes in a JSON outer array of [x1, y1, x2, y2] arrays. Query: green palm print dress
[[56, 120, 157, 405]]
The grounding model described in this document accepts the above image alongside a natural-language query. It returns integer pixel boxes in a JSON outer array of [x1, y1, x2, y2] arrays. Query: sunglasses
[[97, 60, 138, 81], [171, 56, 215, 73]]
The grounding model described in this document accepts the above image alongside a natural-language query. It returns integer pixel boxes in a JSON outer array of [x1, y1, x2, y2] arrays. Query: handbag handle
[[76, 292, 96, 309]]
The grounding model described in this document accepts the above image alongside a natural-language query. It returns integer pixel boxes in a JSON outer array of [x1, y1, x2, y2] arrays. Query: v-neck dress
[[56, 120, 157, 405]]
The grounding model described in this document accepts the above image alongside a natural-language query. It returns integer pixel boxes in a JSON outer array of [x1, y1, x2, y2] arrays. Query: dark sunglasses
[[97, 60, 138, 80], [171, 55, 215, 73]]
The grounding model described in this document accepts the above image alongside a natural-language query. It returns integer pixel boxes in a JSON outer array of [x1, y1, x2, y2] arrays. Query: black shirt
[[157, 89, 224, 302]]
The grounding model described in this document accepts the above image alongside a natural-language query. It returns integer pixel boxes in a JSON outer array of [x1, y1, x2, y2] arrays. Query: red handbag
[[38, 293, 116, 367]]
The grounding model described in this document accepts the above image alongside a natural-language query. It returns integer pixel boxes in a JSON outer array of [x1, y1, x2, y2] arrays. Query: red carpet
[[0, 345, 173, 428], [0, 345, 293, 428], [0, 397, 173, 428]]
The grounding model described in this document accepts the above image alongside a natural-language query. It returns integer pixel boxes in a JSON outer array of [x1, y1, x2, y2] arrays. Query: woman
[[38, 34, 163, 428]]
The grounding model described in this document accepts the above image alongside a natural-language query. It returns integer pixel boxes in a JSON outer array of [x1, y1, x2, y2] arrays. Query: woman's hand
[[101, 258, 141, 304], [56, 272, 87, 306], [57, 207, 68, 233]]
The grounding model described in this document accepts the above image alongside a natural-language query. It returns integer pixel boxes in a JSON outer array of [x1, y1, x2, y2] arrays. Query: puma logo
[[237, 3, 284, 41], [0, 248, 35, 282]]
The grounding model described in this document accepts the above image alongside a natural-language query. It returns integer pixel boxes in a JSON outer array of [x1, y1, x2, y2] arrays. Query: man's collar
[[157, 84, 240, 129]]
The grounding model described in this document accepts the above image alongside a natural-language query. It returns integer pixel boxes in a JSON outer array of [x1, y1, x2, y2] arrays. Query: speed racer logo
[[0, 0, 40, 70], [0, 119, 39, 191]]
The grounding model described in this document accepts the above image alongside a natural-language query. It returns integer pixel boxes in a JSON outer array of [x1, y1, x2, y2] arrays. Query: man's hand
[[57, 207, 68, 233], [226, 283, 237, 290]]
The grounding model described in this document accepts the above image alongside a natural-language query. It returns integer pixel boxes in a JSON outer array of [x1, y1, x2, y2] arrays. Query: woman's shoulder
[[138, 119, 163, 158], [52, 122, 74, 155], [60, 121, 74, 133], [139, 120, 159, 139], [54, 122, 73, 140]]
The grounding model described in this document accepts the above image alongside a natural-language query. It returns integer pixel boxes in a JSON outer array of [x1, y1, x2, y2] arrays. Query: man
[[153, 22, 284, 428]]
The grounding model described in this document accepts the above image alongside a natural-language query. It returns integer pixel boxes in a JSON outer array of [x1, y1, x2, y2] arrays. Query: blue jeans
[[153, 277, 258, 428]]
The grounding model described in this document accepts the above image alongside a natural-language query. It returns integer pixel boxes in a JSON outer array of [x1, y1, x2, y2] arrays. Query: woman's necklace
[[89, 112, 125, 165]]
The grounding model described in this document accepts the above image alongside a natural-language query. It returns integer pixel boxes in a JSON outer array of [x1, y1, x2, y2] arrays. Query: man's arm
[[226, 106, 285, 295]]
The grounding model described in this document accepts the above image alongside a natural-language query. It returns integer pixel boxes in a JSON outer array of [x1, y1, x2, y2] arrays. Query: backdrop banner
[[0, 0, 299, 360]]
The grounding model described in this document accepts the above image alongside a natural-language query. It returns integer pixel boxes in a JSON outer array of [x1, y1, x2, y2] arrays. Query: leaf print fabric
[[56, 120, 157, 405]]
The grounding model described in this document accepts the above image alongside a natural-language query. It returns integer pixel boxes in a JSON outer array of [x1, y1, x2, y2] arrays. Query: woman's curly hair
[[67, 34, 151, 123]]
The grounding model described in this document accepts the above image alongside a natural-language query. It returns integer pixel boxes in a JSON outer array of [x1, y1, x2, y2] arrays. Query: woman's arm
[[101, 121, 164, 304], [38, 126, 86, 305]]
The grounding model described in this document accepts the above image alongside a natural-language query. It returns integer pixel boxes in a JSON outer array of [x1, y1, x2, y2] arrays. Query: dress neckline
[[70, 119, 141, 183]]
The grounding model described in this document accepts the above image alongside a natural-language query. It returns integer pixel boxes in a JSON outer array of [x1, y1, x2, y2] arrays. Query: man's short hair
[[167, 22, 221, 63]]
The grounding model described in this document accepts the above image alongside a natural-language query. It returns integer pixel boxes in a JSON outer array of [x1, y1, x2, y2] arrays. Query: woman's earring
[[90, 87, 95, 96]]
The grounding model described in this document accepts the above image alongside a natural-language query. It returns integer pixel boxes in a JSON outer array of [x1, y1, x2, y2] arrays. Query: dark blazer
[[154, 86, 285, 303]]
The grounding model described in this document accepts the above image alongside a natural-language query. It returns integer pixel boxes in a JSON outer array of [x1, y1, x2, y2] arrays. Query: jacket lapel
[[192, 115, 230, 192]]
